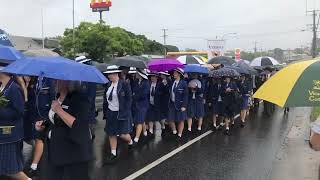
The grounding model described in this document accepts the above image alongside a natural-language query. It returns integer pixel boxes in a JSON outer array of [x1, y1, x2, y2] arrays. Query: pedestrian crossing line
[[123, 113, 241, 180], [123, 130, 213, 180]]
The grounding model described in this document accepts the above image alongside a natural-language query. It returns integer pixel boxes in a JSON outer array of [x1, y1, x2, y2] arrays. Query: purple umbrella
[[148, 58, 184, 72]]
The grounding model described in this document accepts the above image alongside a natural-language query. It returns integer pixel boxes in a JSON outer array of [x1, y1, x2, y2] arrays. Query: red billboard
[[90, 0, 112, 9]]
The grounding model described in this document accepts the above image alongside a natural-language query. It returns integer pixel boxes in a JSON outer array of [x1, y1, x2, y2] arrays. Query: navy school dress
[[222, 81, 238, 119], [103, 80, 132, 136], [168, 80, 188, 122], [187, 79, 205, 119], [237, 80, 252, 110], [24, 78, 55, 141], [132, 79, 150, 124], [83, 82, 97, 124], [207, 81, 225, 116], [146, 82, 162, 122], [159, 78, 171, 120], [0, 79, 25, 175]]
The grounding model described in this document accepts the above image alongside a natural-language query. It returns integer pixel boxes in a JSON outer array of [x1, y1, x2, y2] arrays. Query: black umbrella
[[92, 62, 109, 72], [110, 56, 147, 69], [209, 67, 240, 78], [232, 61, 258, 75], [208, 56, 235, 65], [225, 65, 250, 75]]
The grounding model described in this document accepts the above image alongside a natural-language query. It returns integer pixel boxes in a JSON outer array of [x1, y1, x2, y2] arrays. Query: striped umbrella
[[253, 60, 320, 107], [250, 57, 279, 67], [177, 55, 205, 65]]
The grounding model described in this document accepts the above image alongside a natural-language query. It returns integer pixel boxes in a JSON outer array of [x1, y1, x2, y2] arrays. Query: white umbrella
[[250, 56, 279, 67], [177, 55, 205, 65]]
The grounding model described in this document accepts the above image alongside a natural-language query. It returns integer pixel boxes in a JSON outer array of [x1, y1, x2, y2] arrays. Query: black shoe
[[230, 123, 235, 128], [224, 129, 230, 136], [212, 125, 217, 131], [175, 135, 182, 142], [240, 122, 245, 128], [24, 167, 38, 178], [104, 154, 118, 165]]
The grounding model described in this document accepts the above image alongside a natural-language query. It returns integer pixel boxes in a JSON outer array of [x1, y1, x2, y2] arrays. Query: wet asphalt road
[[21, 103, 309, 180]]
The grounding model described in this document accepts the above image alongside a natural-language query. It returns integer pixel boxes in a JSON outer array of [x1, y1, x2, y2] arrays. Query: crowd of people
[[0, 56, 278, 180]]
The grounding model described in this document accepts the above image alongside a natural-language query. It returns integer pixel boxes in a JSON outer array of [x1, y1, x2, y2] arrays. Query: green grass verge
[[311, 107, 320, 122]]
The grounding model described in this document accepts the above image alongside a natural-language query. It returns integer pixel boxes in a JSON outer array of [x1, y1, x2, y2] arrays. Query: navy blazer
[[222, 82, 238, 105], [187, 79, 204, 103], [0, 79, 25, 144], [158, 79, 171, 112], [103, 80, 132, 121], [149, 82, 162, 108], [84, 82, 96, 122], [170, 80, 188, 110], [48, 91, 92, 166], [206, 82, 224, 103], [132, 79, 150, 109], [237, 80, 252, 96]]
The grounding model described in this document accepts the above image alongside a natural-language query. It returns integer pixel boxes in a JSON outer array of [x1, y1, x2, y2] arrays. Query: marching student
[[168, 68, 188, 140], [132, 69, 150, 144], [158, 72, 171, 134], [103, 65, 134, 164], [237, 75, 252, 127], [186, 73, 205, 133]]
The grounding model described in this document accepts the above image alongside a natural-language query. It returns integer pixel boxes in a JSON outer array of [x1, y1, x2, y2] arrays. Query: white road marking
[[123, 113, 241, 180]]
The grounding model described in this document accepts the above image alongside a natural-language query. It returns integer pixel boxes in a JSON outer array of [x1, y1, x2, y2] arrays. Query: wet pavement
[[21, 104, 308, 180]]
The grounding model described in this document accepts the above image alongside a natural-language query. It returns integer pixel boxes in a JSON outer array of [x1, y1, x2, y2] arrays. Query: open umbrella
[[253, 60, 320, 107], [2, 56, 108, 84], [177, 55, 205, 65], [92, 62, 109, 72], [225, 65, 249, 75], [233, 61, 258, 75], [148, 58, 184, 72], [0, 45, 25, 64], [208, 56, 234, 65], [184, 64, 209, 74], [23, 49, 60, 57], [250, 57, 279, 67], [110, 56, 147, 69], [209, 67, 240, 78], [0, 29, 13, 47]]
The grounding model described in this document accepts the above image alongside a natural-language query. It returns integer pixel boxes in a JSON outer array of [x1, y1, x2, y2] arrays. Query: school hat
[[128, 67, 137, 74], [159, 71, 170, 76], [137, 69, 148, 80], [75, 55, 92, 64], [103, 65, 122, 74], [148, 71, 160, 77], [173, 68, 184, 76]]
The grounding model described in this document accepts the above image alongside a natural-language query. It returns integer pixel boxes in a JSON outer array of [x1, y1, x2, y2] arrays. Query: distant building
[[9, 35, 60, 51]]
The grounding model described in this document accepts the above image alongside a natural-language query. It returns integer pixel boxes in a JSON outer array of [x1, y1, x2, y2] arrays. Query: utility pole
[[72, 0, 76, 58], [307, 9, 320, 58], [162, 29, 168, 56], [254, 41, 258, 54], [41, 8, 45, 49]]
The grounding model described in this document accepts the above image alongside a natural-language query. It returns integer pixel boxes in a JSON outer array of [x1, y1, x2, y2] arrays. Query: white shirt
[[171, 80, 179, 102], [48, 99, 62, 139], [150, 82, 156, 105], [107, 81, 119, 111]]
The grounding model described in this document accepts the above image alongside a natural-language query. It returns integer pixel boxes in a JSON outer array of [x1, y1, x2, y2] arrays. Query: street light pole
[[72, 0, 75, 58], [41, 8, 44, 49]]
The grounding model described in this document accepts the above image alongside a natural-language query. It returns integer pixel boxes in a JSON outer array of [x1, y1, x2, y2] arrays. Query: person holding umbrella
[[186, 73, 205, 133], [168, 68, 188, 140], [145, 72, 162, 137], [237, 75, 252, 127], [103, 65, 134, 164], [132, 69, 150, 144], [222, 76, 238, 135], [0, 67, 31, 180]]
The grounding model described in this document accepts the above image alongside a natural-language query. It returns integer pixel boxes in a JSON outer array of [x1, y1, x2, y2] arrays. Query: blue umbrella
[[0, 45, 25, 64], [2, 56, 108, 84], [0, 29, 13, 47], [184, 64, 209, 74]]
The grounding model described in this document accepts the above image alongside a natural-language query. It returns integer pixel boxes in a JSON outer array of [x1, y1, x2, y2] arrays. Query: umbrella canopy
[[177, 55, 205, 65], [208, 56, 235, 65], [148, 58, 184, 72], [2, 56, 108, 84], [253, 60, 320, 107], [233, 61, 258, 75], [250, 56, 279, 67], [0, 29, 13, 47], [184, 64, 209, 74], [23, 49, 60, 57], [0, 45, 25, 64], [209, 67, 240, 78], [225, 65, 249, 75], [92, 62, 109, 72], [195, 55, 208, 63], [110, 56, 147, 69]]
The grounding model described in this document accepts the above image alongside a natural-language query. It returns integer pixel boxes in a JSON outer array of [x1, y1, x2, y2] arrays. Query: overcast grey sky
[[0, 0, 317, 51]]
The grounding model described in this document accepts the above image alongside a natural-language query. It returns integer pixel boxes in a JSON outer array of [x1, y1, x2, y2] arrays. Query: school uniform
[[132, 79, 150, 124], [168, 79, 188, 122], [222, 82, 238, 118], [0, 79, 25, 175], [103, 80, 132, 136], [237, 80, 252, 110], [146, 82, 161, 122], [85, 82, 97, 124], [46, 91, 92, 180], [207, 81, 224, 116], [158, 78, 171, 120], [187, 79, 205, 119]]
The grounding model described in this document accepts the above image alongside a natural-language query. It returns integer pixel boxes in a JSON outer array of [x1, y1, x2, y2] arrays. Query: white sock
[[226, 127, 229, 130], [161, 126, 165, 130], [197, 127, 201, 131], [173, 130, 177, 135], [220, 123, 224, 126], [128, 140, 133, 145], [188, 128, 192, 132], [213, 123, 216, 127], [27, 178, 32, 180], [149, 129, 154, 134], [134, 138, 139, 143], [178, 134, 182, 137], [30, 163, 38, 170], [111, 150, 117, 156], [143, 131, 148, 136]]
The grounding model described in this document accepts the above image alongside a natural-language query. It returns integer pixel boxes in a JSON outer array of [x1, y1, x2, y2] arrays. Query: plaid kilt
[[0, 142, 24, 175]]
